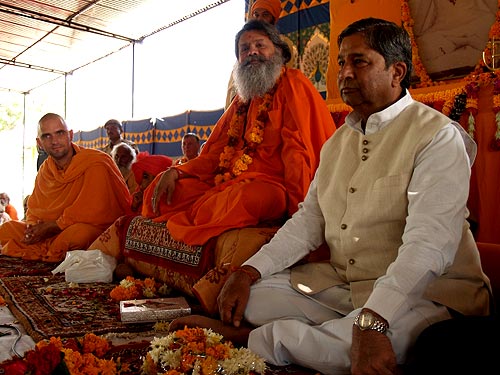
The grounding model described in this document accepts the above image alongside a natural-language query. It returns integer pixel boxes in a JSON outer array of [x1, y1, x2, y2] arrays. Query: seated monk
[[173, 133, 200, 166], [141, 20, 336, 246], [0, 113, 132, 262], [111, 142, 139, 194], [130, 152, 173, 213], [0, 192, 19, 221], [0, 200, 11, 225]]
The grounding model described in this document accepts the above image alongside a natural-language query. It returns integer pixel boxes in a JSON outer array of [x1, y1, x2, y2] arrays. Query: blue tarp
[[75, 109, 224, 158]]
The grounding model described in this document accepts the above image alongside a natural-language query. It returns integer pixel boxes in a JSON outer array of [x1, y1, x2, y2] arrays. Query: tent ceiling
[[0, 0, 230, 94]]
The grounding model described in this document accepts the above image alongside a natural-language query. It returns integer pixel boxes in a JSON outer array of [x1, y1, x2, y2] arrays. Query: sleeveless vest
[[291, 102, 490, 316]]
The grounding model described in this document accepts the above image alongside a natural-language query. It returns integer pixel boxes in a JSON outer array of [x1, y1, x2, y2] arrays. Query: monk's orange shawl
[[27, 143, 132, 230], [143, 68, 335, 244]]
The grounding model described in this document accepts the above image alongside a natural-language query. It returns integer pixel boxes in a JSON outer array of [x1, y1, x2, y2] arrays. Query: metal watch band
[[354, 313, 388, 334]]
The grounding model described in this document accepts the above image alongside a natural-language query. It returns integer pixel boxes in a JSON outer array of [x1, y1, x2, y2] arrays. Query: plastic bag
[[52, 249, 117, 283]]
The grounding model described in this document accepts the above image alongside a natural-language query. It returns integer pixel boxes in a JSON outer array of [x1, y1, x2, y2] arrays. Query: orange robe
[[5, 204, 18, 221], [0, 144, 132, 262], [143, 67, 335, 245]]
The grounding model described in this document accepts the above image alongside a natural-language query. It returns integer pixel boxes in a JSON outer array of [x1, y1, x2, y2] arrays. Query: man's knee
[[245, 295, 272, 326]]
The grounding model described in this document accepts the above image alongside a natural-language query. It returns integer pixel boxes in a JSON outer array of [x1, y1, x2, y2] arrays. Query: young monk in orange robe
[[142, 20, 335, 245], [0, 113, 131, 262]]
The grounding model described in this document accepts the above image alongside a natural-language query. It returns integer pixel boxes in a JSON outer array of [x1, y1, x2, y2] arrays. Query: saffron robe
[[142, 68, 335, 245], [5, 204, 18, 221], [0, 144, 132, 262]]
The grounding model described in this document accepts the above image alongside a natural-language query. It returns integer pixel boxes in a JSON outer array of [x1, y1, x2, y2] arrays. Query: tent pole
[[131, 42, 135, 119]]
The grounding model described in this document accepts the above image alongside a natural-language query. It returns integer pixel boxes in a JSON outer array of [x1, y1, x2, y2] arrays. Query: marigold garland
[[110, 276, 170, 301], [0, 333, 127, 375], [401, 0, 433, 88], [492, 77, 500, 149], [214, 73, 282, 186], [465, 81, 480, 138], [142, 327, 267, 375]]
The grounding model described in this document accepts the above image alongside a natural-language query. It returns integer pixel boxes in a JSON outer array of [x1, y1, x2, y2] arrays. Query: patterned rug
[[0, 254, 57, 277], [0, 275, 154, 342]]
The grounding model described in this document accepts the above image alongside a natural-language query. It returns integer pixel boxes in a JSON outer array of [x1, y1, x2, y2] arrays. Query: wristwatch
[[354, 310, 388, 334]]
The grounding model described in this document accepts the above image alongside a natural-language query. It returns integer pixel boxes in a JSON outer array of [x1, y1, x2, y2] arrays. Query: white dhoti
[[244, 270, 451, 375]]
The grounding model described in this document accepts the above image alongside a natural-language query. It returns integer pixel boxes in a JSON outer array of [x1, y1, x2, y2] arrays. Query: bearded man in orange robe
[[0, 113, 132, 262], [143, 20, 336, 245]]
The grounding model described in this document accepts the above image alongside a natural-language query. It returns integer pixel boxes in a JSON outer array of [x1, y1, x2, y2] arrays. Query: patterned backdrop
[[74, 109, 223, 158], [248, 0, 331, 96]]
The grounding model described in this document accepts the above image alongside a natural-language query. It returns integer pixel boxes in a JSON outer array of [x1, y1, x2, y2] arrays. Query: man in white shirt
[[170, 18, 491, 375]]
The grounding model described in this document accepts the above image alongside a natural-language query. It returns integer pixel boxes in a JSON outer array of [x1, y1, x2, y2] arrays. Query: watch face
[[358, 312, 374, 329]]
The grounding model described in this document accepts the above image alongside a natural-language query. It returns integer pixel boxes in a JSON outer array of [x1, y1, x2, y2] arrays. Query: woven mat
[[0, 275, 154, 342], [0, 255, 57, 277]]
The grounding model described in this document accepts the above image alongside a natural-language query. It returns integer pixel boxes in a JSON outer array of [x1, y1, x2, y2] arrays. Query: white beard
[[233, 52, 283, 103], [118, 164, 132, 178]]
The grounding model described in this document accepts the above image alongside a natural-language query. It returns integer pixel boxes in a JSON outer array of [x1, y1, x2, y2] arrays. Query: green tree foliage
[[0, 102, 23, 132]]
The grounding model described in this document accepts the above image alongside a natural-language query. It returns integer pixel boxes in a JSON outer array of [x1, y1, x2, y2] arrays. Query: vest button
[[362, 148, 369, 153], [349, 187, 356, 193], [341, 224, 347, 230], [361, 155, 368, 161], [349, 258, 355, 265], [363, 140, 369, 145]]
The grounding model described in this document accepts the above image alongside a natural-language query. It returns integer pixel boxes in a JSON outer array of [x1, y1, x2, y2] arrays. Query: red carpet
[[0, 254, 57, 277], [0, 275, 153, 342]]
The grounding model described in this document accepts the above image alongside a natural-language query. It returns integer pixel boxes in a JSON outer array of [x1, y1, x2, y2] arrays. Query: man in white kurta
[[170, 18, 491, 375]]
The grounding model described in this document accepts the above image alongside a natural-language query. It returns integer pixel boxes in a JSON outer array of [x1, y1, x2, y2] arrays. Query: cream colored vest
[[291, 102, 490, 316]]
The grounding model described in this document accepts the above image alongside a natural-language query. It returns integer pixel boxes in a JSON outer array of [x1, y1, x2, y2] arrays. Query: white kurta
[[242, 92, 475, 373]]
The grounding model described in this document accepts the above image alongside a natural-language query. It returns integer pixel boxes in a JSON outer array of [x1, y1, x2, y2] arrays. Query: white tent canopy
[[0, 0, 245, 211]]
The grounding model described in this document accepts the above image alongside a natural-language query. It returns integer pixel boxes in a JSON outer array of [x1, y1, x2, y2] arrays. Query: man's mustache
[[243, 55, 266, 66]]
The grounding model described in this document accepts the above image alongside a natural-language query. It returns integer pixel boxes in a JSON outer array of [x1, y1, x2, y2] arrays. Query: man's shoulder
[[282, 67, 308, 82], [100, 143, 112, 154], [280, 67, 324, 95], [404, 100, 451, 125], [75, 146, 113, 164], [122, 138, 136, 145]]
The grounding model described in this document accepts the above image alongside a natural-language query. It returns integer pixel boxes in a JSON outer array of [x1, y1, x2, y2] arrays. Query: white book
[[120, 296, 191, 323]]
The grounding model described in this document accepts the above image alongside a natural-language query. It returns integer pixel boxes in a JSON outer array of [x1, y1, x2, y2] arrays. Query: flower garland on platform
[[214, 77, 280, 186], [401, 0, 434, 88], [465, 81, 480, 139], [492, 78, 500, 150], [0, 334, 127, 375], [110, 276, 171, 301], [142, 327, 267, 375], [399, 0, 500, 146]]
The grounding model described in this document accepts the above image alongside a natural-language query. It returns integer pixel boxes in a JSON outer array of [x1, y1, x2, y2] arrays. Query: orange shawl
[[27, 143, 132, 230], [143, 68, 335, 244]]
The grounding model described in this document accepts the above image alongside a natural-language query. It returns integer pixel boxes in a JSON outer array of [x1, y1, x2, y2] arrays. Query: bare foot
[[169, 314, 252, 346]]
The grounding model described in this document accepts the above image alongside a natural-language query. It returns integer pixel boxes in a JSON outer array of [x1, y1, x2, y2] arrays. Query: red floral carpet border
[[0, 255, 57, 277], [0, 275, 153, 342], [124, 216, 214, 280]]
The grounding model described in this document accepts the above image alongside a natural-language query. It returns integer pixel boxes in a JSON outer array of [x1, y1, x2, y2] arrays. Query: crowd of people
[[0, 4, 494, 374]]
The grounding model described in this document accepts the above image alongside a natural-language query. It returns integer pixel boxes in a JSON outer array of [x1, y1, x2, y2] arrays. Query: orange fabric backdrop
[[326, 0, 402, 100], [464, 84, 500, 243]]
